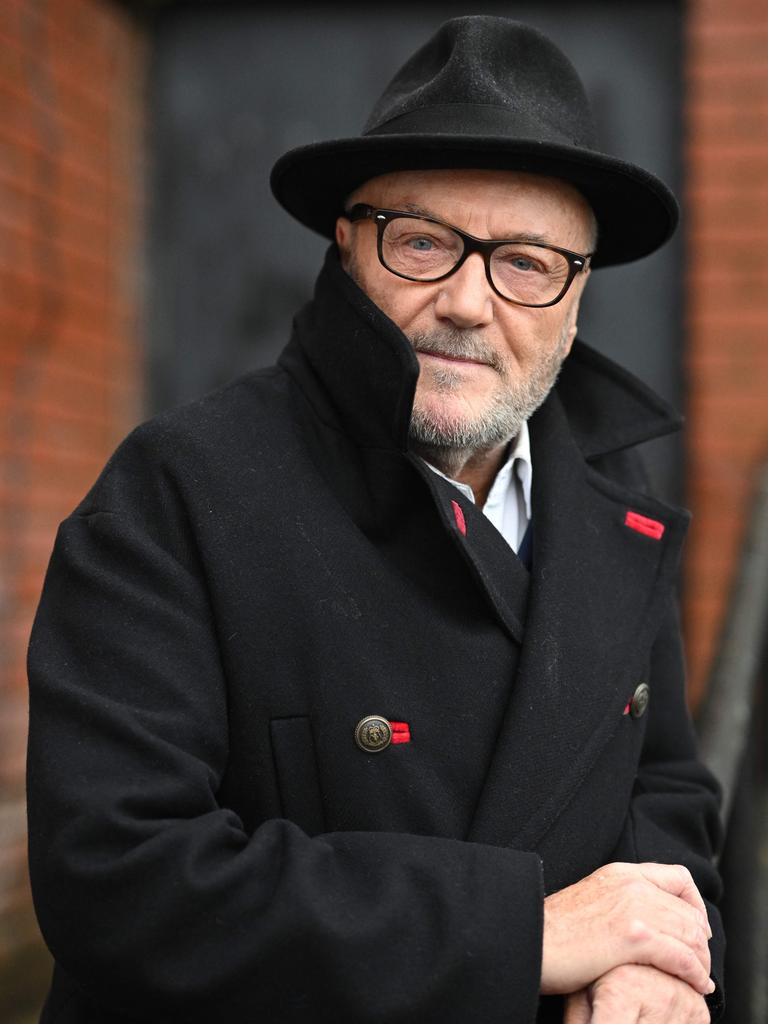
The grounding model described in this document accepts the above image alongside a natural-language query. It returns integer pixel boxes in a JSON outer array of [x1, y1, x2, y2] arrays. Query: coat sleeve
[[607, 597, 726, 1020], [26, 433, 544, 1024]]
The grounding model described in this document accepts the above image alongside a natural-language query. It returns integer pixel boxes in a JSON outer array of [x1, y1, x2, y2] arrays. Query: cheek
[[369, 280, 436, 334], [496, 311, 571, 369], [495, 313, 542, 358]]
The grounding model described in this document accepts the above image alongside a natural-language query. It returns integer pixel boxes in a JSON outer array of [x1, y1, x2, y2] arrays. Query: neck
[[412, 439, 511, 508]]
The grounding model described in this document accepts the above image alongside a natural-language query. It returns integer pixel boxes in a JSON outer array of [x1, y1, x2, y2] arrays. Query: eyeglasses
[[347, 204, 592, 308]]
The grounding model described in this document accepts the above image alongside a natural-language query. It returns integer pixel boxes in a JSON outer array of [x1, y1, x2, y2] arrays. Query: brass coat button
[[355, 715, 392, 753], [630, 683, 650, 719]]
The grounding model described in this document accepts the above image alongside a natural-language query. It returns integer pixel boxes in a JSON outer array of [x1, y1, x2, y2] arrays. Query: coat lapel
[[467, 392, 689, 850], [410, 457, 530, 644]]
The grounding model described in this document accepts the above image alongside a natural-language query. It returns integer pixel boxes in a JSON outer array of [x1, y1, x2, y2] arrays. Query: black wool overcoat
[[27, 249, 724, 1023]]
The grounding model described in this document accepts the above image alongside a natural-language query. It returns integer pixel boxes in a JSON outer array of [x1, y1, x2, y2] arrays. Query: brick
[[688, 430, 767, 468], [686, 151, 768, 190], [687, 237, 768, 275], [0, 162, 114, 234], [686, 71, 768, 107], [688, 27, 768, 64], [0, 266, 117, 317], [1, 23, 145, 958]]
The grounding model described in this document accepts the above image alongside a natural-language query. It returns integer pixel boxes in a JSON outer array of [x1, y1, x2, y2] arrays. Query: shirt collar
[[423, 418, 533, 516]]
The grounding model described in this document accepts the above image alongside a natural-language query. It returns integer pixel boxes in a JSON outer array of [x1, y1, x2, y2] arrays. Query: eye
[[407, 236, 436, 251], [509, 255, 537, 272], [494, 247, 551, 275]]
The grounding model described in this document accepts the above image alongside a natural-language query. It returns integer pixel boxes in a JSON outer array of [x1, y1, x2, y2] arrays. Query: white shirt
[[423, 420, 533, 552]]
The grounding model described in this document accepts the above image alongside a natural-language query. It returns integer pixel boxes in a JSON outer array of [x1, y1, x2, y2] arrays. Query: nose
[[433, 254, 494, 328]]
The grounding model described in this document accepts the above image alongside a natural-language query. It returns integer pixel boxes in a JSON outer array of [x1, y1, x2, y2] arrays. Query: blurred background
[[0, 1, 766, 1020]]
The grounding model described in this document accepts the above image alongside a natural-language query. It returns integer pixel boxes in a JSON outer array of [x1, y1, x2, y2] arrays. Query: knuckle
[[687, 919, 705, 947], [625, 916, 651, 944], [675, 863, 694, 885], [678, 946, 698, 974], [607, 963, 632, 983], [689, 992, 711, 1024], [625, 877, 648, 902], [592, 975, 629, 1009], [660, 989, 677, 1014]]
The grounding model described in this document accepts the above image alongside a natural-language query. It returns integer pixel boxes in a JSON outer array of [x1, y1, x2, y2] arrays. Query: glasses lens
[[381, 217, 463, 280], [490, 244, 570, 305]]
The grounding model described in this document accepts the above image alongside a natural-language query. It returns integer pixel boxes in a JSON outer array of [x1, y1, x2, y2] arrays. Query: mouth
[[417, 348, 491, 368]]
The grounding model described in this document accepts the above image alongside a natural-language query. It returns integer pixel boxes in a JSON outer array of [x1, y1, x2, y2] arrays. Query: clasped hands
[[541, 863, 714, 1024]]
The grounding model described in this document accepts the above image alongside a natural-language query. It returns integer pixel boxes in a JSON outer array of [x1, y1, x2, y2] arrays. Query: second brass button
[[630, 683, 650, 719]]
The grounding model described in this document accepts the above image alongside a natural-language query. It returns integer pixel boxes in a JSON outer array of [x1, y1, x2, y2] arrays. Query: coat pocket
[[270, 716, 325, 835]]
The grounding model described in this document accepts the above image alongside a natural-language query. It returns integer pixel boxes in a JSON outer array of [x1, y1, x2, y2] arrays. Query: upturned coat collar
[[279, 246, 682, 460]]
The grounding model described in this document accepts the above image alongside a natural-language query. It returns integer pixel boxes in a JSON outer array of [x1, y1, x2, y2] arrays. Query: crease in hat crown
[[270, 15, 679, 267], [362, 16, 598, 151]]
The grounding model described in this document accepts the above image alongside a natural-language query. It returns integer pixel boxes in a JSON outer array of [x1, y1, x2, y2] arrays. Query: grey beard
[[407, 326, 569, 468]]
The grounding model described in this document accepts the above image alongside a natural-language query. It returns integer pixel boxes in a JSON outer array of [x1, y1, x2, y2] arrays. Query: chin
[[411, 407, 507, 452], [416, 384, 493, 417]]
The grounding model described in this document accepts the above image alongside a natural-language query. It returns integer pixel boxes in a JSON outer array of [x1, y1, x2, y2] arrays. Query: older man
[[27, 16, 723, 1024]]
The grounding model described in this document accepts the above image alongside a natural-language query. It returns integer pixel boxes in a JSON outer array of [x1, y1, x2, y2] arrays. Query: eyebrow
[[399, 203, 552, 244]]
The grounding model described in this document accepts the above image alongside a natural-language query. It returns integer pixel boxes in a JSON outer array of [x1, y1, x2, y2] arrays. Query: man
[[27, 16, 724, 1024]]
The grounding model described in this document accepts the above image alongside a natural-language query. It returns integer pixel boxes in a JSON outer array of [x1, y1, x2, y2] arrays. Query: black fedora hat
[[270, 16, 678, 268]]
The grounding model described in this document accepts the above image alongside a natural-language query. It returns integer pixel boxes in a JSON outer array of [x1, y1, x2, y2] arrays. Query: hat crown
[[270, 15, 678, 266], [363, 16, 598, 150]]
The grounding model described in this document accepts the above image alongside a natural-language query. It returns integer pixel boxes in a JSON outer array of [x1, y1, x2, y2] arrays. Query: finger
[[591, 1001, 639, 1024], [626, 924, 715, 995], [645, 888, 712, 975], [589, 965, 709, 1024], [563, 990, 592, 1024], [636, 863, 708, 927], [636, 989, 711, 1024], [611, 875, 711, 976], [590, 988, 639, 1024]]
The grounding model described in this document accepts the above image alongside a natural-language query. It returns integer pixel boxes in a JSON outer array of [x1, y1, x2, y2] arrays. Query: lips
[[417, 348, 490, 367], [409, 328, 501, 372]]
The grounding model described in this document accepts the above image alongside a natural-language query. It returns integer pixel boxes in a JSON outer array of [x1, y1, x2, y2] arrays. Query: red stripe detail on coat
[[390, 721, 411, 744], [451, 500, 466, 536], [623, 702, 631, 715], [625, 510, 665, 540]]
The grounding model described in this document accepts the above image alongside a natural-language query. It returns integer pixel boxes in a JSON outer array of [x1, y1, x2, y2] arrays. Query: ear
[[335, 215, 352, 252]]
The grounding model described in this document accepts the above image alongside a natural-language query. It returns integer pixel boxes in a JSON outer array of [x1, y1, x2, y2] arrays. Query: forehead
[[349, 168, 594, 245]]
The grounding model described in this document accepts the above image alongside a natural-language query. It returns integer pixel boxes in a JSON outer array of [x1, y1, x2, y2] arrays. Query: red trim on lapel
[[390, 721, 411, 744], [451, 500, 467, 536], [625, 510, 665, 540]]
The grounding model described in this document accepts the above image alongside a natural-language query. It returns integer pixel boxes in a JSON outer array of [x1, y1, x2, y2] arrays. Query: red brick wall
[[0, 0, 146, 1014], [685, 0, 768, 704]]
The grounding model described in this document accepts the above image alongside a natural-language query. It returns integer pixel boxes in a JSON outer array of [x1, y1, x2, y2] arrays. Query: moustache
[[409, 329, 504, 372]]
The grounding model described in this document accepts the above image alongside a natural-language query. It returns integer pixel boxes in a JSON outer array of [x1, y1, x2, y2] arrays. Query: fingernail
[[707, 979, 716, 994]]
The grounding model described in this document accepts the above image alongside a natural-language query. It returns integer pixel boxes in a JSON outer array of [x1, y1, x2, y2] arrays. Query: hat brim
[[270, 135, 678, 268]]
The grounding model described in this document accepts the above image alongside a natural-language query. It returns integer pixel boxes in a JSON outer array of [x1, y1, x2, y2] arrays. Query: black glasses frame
[[347, 203, 592, 308]]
